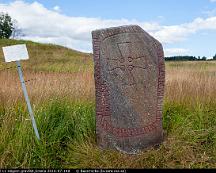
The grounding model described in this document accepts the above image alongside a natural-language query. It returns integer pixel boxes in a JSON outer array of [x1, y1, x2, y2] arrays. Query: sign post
[[2, 44, 40, 140]]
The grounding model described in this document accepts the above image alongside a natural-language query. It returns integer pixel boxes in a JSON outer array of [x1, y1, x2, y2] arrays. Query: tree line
[[165, 55, 216, 61]]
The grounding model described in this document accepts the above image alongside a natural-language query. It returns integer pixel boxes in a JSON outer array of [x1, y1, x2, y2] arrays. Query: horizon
[[0, 0, 216, 58]]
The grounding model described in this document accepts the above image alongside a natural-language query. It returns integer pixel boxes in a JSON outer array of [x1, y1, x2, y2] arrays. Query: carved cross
[[107, 42, 146, 86]]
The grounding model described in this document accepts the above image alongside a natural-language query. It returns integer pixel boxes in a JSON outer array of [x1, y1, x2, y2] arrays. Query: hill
[[0, 39, 93, 73]]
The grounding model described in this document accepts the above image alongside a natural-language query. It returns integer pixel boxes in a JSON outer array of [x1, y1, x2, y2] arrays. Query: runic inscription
[[92, 25, 165, 154]]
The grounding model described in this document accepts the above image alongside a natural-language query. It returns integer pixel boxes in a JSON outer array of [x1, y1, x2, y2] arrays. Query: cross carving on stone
[[107, 42, 146, 86]]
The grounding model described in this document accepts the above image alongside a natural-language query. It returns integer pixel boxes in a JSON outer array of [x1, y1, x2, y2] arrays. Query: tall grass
[[0, 100, 95, 168], [0, 70, 94, 107], [0, 40, 216, 168], [165, 61, 216, 106]]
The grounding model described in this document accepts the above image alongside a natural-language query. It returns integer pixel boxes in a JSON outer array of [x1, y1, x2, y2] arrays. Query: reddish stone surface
[[92, 25, 165, 154]]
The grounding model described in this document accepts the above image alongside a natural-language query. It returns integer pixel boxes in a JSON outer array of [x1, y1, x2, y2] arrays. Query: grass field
[[0, 39, 216, 168]]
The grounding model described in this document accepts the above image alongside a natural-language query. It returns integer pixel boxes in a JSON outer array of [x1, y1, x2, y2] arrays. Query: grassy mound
[[0, 39, 93, 73]]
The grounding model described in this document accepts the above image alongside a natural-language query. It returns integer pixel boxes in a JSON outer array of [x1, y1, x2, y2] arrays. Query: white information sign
[[2, 44, 29, 62], [1, 44, 40, 140]]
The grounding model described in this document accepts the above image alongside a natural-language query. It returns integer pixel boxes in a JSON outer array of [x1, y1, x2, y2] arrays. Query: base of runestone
[[92, 25, 165, 154]]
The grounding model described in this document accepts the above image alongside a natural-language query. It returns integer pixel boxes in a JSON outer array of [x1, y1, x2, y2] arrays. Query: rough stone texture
[[92, 25, 165, 154]]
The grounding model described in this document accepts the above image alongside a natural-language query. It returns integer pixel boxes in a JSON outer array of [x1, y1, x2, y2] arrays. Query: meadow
[[0, 39, 216, 168]]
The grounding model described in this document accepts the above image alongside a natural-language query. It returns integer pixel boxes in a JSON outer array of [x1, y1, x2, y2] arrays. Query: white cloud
[[0, 1, 162, 52], [0, 0, 216, 55], [210, 0, 216, 2], [152, 17, 216, 43], [53, 5, 61, 12], [164, 48, 190, 57]]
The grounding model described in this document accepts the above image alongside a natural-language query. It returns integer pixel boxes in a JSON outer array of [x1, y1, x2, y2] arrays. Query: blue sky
[[1, 0, 216, 58], [4, 0, 213, 23]]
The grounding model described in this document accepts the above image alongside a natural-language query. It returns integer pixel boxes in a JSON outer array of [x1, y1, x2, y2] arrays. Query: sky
[[0, 0, 216, 58]]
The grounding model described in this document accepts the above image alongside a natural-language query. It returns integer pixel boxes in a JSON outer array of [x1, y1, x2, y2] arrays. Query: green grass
[[0, 99, 96, 168], [64, 101, 216, 169], [0, 39, 216, 168], [0, 98, 215, 168]]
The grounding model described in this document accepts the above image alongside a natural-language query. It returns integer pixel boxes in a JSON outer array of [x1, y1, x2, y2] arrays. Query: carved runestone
[[92, 25, 165, 154]]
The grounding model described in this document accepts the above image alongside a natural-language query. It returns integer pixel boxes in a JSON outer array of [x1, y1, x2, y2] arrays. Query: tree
[[202, 56, 207, 61], [213, 54, 216, 60], [0, 12, 14, 39]]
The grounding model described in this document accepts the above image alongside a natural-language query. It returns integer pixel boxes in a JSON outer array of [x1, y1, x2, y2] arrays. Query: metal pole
[[16, 61, 40, 140]]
